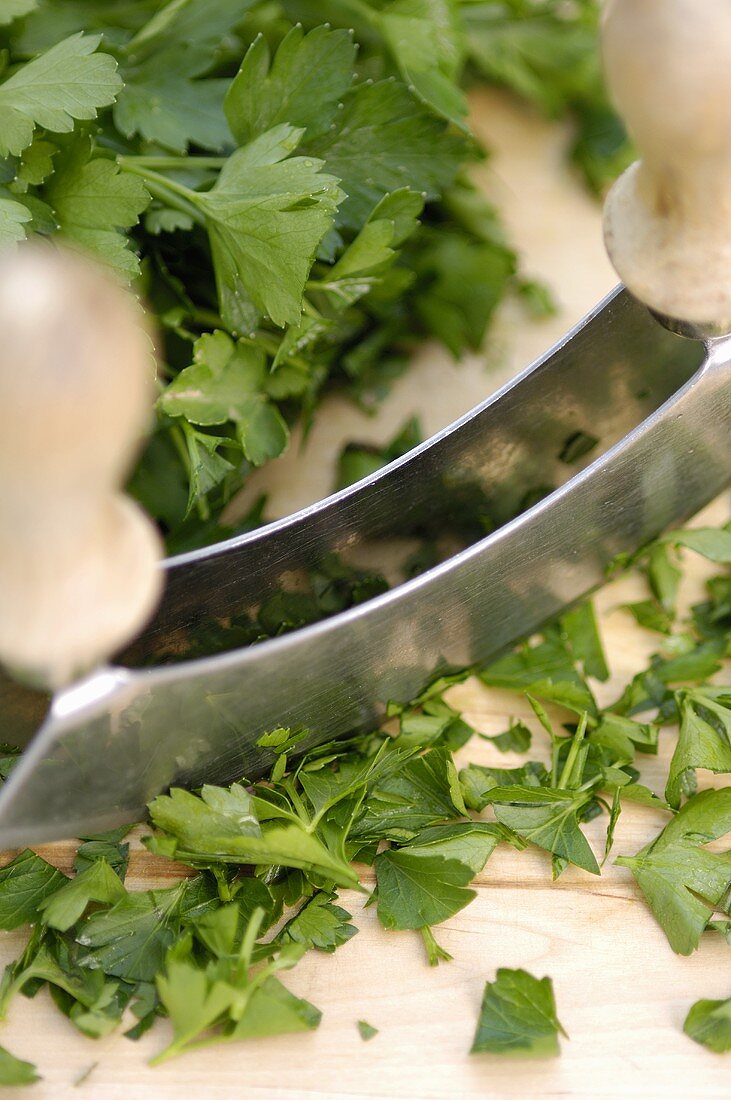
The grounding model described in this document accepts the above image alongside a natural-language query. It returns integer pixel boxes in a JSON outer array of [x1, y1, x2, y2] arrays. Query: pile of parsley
[[3, 0, 727, 1086], [0, 0, 626, 552], [0, 523, 727, 1082]]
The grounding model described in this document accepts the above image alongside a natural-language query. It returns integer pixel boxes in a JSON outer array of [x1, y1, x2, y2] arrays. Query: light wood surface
[[0, 90, 728, 1098]]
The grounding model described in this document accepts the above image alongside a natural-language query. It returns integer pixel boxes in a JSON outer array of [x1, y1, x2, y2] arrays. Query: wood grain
[[0, 89, 728, 1098]]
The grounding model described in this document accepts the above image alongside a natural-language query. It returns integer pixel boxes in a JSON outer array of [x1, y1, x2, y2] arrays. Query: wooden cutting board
[[0, 89, 728, 1099]]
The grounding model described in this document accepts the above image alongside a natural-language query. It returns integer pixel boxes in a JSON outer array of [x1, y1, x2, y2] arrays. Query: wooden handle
[[602, 0, 731, 335], [0, 245, 163, 688]]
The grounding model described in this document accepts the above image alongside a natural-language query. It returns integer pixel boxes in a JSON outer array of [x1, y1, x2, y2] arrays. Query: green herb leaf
[[460, 762, 547, 812], [560, 602, 609, 682], [0, 850, 67, 930], [486, 720, 533, 754], [0, 1044, 39, 1085], [191, 125, 342, 329], [278, 892, 357, 953], [38, 860, 126, 931], [481, 635, 597, 716], [159, 332, 288, 466], [616, 788, 731, 955], [374, 822, 503, 930], [471, 968, 566, 1057], [484, 786, 600, 874], [225, 25, 357, 146], [683, 996, 731, 1054], [0, 194, 32, 248], [661, 528, 731, 564], [0, 0, 38, 25], [357, 1019, 378, 1041], [377, 0, 468, 127], [0, 33, 121, 157], [45, 139, 150, 279], [307, 79, 464, 231], [76, 883, 188, 982], [147, 784, 360, 889], [666, 690, 731, 808]]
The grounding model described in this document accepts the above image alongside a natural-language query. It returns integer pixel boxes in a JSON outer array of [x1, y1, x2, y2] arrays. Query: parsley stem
[[239, 906, 265, 972], [557, 712, 589, 789], [190, 307, 230, 332], [118, 161, 205, 227], [282, 777, 311, 826], [119, 155, 227, 171]]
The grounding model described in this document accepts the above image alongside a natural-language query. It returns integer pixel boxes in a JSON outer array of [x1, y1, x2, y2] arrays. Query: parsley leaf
[[147, 783, 361, 889], [307, 79, 464, 230], [484, 786, 600, 874], [376, 0, 468, 127], [0, 1044, 39, 1086], [76, 882, 188, 982], [471, 968, 566, 1057], [152, 909, 321, 1063], [374, 822, 504, 930], [357, 1019, 378, 1041], [666, 689, 731, 808], [0, 850, 67, 930], [0, 33, 121, 157], [44, 139, 150, 279], [225, 25, 357, 146], [112, 0, 244, 153], [660, 527, 731, 564], [0, 193, 32, 247], [616, 788, 731, 955], [37, 859, 126, 931], [485, 720, 533, 754], [352, 746, 466, 841], [684, 996, 731, 1054], [278, 892, 357, 954], [560, 601, 609, 682], [190, 125, 343, 330], [460, 762, 547, 812], [480, 634, 598, 717], [159, 331, 288, 466], [0, 0, 38, 25], [114, 70, 230, 155]]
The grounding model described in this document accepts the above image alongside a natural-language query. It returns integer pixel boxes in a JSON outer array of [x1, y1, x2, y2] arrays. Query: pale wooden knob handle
[[602, 0, 731, 335], [0, 245, 163, 688]]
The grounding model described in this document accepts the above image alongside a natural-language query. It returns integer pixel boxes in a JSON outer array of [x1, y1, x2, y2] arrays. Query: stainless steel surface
[[0, 287, 728, 847]]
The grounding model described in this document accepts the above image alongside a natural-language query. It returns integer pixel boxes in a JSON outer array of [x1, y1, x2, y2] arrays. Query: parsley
[[146, 783, 361, 889], [1, 1, 728, 1075], [0, 33, 120, 157], [0, 850, 67, 929], [45, 138, 150, 278], [616, 789, 731, 955], [357, 1019, 378, 1042], [0, 0, 613, 545], [684, 996, 731, 1055], [0, 518, 728, 1070], [471, 968, 566, 1057], [374, 822, 505, 931], [0, 1045, 38, 1087], [666, 689, 731, 808]]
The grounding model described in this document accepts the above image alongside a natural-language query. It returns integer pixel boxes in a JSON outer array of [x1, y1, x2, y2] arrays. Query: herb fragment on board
[[616, 788, 731, 955], [0, 1044, 38, 1087], [470, 968, 567, 1057], [683, 996, 731, 1054], [357, 1020, 378, 1042]]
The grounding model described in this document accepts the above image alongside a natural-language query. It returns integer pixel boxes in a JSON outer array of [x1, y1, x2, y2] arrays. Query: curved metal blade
[[0, 288, 728, 846]]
